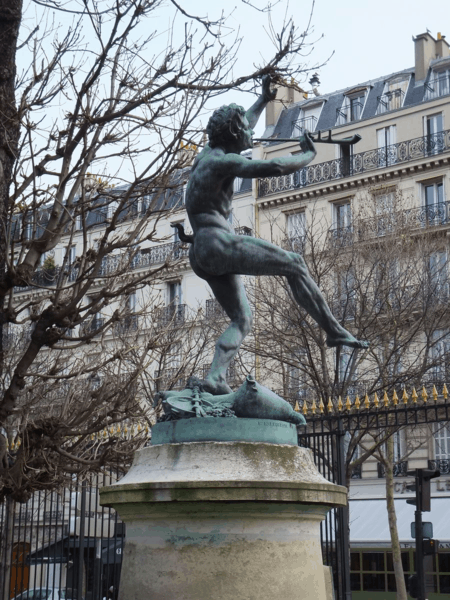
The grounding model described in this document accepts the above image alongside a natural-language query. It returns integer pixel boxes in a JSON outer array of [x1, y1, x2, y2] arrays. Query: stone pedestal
[[100, 436, 346, 600]]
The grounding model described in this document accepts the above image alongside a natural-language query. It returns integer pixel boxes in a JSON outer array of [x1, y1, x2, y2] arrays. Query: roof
[[263, 63, 443, 142]]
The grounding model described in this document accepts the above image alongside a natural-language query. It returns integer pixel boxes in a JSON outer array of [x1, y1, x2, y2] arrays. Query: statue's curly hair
[[206, 103, 246, 148]]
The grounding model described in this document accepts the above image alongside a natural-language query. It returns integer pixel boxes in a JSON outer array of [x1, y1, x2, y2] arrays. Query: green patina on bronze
[[183, 76, 368, 396], [153, 76, 368, 433]]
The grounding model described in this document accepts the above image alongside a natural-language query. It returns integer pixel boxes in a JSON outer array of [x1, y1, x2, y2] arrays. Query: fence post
[[337, 418, 352, 600]]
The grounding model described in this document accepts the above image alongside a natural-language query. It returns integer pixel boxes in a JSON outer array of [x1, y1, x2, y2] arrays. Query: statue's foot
[[200, 377, 233, 395], [326, 329, 369, 349]]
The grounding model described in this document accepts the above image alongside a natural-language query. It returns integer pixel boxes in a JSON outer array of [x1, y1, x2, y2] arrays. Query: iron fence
[[0, 470, 123, 600], [259, 129, 450, 197]]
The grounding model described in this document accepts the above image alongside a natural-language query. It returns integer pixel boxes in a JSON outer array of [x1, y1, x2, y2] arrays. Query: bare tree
[[246, 189, 450, 599], [0, 0, 322, 498]]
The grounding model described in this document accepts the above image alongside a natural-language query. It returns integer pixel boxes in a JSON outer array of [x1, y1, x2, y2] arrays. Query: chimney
[[414, 31, 450, 82], [265, 80, 306, 128]]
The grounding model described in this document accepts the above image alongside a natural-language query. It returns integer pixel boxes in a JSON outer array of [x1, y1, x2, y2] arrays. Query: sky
[[164, 0, 446, 135], [16, 0, 446, 177]]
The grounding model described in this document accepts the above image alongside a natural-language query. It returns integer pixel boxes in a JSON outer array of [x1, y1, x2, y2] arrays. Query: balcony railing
[[114, 314, 138, 334], [292, 115, 318, 135], [428, 458, 450, 475], [378, 461, 408, 478], [259, 129, 450, 197], [155, 303, 186, 327], [336, 101, 364, 125], [234, 226, 253, 236], [205, 298, 227, 320], [376, 89, 405, 114], [328, 200, 450, 247], [154, 367, 185, 390]]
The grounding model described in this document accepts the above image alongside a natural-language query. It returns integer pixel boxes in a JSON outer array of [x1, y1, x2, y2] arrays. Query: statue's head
[[206, 104, 250, 149]]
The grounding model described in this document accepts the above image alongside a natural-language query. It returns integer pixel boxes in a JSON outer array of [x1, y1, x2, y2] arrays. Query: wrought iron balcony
[[292, 115, 318, 135], [205, 298, 227, 320], [155, 303, 186, 327], [258, 129, 450, 198], [234, 226, 253, 236], [283, 235, 306, 253], [154, 367, 185, 390], [378, 461, 408, 478], [428, 459, 450, 475], [114, 314, 138, 334], [336, 101, 364, 125], [328, 200, 450, 247], [376, 89, 405, 114]]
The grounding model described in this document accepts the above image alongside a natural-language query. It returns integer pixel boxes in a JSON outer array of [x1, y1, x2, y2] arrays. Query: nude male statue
[[181, 76, 368, 395]]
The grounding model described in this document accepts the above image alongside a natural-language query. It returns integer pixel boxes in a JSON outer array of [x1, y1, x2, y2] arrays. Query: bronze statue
[[179, 76, 368, 396]]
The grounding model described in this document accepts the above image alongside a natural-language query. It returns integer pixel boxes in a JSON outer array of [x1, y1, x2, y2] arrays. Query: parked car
[[13, 589, 82, 600]]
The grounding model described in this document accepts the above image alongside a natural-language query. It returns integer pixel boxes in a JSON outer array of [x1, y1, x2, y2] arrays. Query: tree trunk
[[0, 0, 23, 380], [385, 435, 408, 600]]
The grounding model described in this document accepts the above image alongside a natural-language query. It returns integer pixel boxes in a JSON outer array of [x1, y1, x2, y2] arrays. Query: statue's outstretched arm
[[245, 75, 277, 130], [219, 133, 317, 178]]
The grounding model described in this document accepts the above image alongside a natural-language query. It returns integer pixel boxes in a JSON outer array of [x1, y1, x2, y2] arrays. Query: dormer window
[[377, 75, 409, 114], [336, 89, 367, 126], [426, 66, 450, 99], [292, 102, 323, 137]]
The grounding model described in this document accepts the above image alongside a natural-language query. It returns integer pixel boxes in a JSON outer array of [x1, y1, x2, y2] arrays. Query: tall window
[[233, 177, 243, 194], [425, 113, 444, 155], [291, 103, 322, 136], [168, 280, 182, 306], [434, 422, 450, 460], [334, 201, 352, 231], [427, 251, 447, 298], [336, 92, 366, 125], [286, 212, 306, 251], [431, 330, 450, 381], [426, 68, 450, 99], [377, 126, 397, 167]]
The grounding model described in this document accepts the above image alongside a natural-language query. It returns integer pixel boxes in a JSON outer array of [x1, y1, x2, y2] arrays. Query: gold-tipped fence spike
[[355, 395, 361, 410], [422, 386, 428, 403], [137, 422, 142, 432], [16, 438, 21, 448], [432, 385, 438, 401], [402, 389, 408, 405], [383, 391, 389, 407], [392, 390, 399, 406], [294, 400, 300, 413], [311, 398, 317, 414], [319, 399, 325, 414], [345, 396, 352, 411], [302, 401, 308, 415], [411, 388, 418, 403], [364, 394, 370, 409], [338, 396, 343, 412], [443, 384, 449, 400], [327, 397, 333, 412], [145, 423, 149, 434], [374, 392, 379, 408]]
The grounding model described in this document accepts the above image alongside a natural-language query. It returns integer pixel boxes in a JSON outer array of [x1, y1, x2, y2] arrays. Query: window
[[337, 345, 358, 382], [75, 214, 82, 230], [168, 280, 182, 306], [68, 245, 76, 264], [286, 212, 306, 251], [107, 199, 119, 219], [377, 77, 408, 114], [139, 196, 149, 216], [427, 251, 448, 298], [430, 330, 450, 381], [334, 201, 352, 231], [336, 91, 366, 125], [286, 348, 307, 399], [426, 67, 450, 99], [339, 143, 354, 177], [377, 126, 397, 167], [425, 113, 444, 155], [434, 422, 450, 460], [291, 103, 322, 136], [233, 177, 243, 194]]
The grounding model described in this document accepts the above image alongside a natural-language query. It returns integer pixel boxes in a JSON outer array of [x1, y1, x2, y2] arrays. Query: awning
[[27, 536, 123, 565], [349, 498, 450, 547]]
